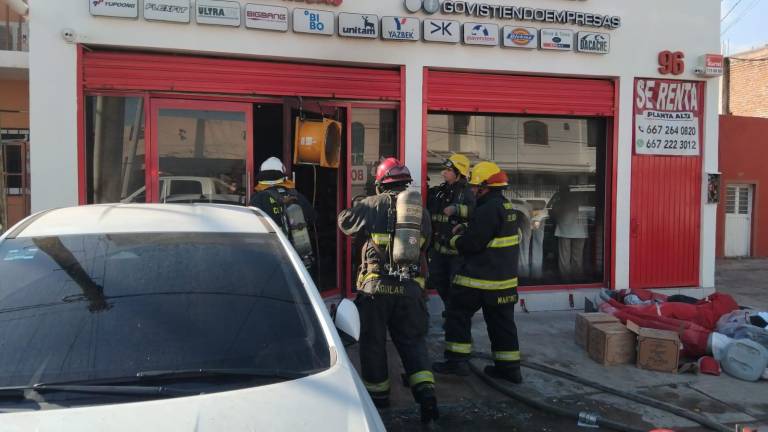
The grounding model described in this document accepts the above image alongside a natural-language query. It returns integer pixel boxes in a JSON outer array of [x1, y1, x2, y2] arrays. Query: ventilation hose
[[471, 353, 732, 432]]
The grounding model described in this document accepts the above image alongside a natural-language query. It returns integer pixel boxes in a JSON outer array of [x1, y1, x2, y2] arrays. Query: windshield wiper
[[0, 383, 197, 398], [135, 368, 311, 381]]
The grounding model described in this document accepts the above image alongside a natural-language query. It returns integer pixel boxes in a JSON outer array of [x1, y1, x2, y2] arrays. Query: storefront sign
[[382, 16, 420, 41], [144, 0, 191, 23], [339, 13, 379, 38], [502, 26, 537, 48], [293, 8, 334, 35], [695, 54, 724, 77], [426, 1, 621, 29], [463, 22, 499, 46], [196, 0, 241, 26], [577, 31, 609, 54], [424, 19, 460, 43], [89, 0, 138, 18], [245, 4, 288, 31], [540, 29, 573, 51], [634, 78, 704, 156]]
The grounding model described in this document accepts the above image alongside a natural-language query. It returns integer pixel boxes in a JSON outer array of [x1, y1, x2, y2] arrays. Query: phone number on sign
[[643, 125, 697, 136], [643, 139, 698, 151]]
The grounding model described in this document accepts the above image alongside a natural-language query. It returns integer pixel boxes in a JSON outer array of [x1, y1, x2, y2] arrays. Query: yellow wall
[[0, 79, 28, 129]]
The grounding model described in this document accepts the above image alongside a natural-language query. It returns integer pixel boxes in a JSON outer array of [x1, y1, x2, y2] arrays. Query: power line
[[722, 0, 760, 35], [721, 0, 744, 22]]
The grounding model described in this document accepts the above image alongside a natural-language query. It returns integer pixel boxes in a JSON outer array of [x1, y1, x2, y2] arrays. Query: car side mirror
[[334, 299, 360, 345]]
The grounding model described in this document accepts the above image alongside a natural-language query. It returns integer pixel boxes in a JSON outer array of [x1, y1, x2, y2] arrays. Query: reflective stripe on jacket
[[451, 190, 523, 291]]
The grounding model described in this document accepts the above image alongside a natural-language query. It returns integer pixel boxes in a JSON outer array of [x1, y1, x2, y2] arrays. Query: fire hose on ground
[[470, 353, 733, 432]]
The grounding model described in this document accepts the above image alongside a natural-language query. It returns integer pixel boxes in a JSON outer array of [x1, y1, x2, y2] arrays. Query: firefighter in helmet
[[426, 153, 475, 311], [250, 157, 317, 267], [337, 157, 439, 424], [432, 161, 525, 384]]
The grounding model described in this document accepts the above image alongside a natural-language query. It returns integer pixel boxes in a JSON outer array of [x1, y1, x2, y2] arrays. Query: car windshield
[[0, 233, 330, 389]]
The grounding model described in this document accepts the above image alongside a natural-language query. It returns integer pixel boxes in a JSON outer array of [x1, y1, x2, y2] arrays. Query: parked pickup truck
[[121, 176, 245, 205]]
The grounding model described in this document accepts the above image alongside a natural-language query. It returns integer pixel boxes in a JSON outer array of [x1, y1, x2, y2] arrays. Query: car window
[[213, 179, 232, 195], [0, 233, 330, 389], [170, 180, 203, 196]]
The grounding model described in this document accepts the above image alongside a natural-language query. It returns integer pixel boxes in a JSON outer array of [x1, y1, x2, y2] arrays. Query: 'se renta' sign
[[634, 78, 704, 157]]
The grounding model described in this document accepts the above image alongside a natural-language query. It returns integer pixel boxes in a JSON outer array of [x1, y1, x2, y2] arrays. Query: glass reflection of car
[[0, 204, 383, 431], [121, 176, 245, 205]]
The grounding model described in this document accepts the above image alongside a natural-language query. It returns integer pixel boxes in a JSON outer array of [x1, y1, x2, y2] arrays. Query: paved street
[[348, 259, 768, 431]]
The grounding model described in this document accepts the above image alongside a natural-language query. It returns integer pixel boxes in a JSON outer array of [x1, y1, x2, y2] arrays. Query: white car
[[0, 204, 383, 432]]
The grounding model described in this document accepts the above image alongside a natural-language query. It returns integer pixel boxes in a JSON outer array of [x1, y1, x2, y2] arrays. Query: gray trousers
[[558, 237, 586, 281]]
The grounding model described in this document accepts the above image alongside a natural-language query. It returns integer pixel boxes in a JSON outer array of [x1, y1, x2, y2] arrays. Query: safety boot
[[432, 359, 470, 376], [413, 385, 439, 424], [484, 365, 523, 384]]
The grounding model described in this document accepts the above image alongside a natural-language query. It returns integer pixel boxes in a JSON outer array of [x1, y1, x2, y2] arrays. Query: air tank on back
[[392, 189, 422, 267]]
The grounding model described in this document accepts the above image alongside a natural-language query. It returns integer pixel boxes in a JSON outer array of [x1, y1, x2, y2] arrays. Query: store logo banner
[[540, 28, 573, 51], [463, 22, 498, 46], [382, 17, 420, 41], [423, 19, 460, 43], [196, 0, 241, 26], [144, 0, 190, 23], [90, 0, 138, 18], [577, 31, 610, 54], [502, 26, 537, 49], [339, 13, 379, 38], [293, 8, 335, 35], [245, 4, 289, 31]]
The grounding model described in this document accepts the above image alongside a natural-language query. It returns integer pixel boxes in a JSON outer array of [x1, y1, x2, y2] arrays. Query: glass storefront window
[[349, 107, 398, 292], [85, 96, 146, 204], [427, 113, 607, 286], [350, 108, 398, 200]]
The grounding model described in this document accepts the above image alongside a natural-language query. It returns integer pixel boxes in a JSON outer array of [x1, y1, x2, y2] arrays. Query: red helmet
[[375, 157, 412, 185]]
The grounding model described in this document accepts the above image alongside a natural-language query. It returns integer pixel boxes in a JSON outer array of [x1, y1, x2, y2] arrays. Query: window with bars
[[726, 185, 751, 215]]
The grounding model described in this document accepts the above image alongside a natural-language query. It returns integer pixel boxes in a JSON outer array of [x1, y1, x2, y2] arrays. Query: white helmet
[[258, 157, 287, 185]]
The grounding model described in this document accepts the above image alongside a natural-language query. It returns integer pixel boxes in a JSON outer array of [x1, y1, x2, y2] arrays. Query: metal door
[[725, 184, 753, 257]]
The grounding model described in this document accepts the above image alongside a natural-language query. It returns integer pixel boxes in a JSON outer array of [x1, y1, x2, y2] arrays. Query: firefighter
[[427, 153, 475, 311], [432, 161, 524, 384], [250, 157, 317, 267], [337, 157, 439, 424]]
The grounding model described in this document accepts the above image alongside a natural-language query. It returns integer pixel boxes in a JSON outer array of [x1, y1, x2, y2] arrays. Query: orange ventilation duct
[[293, 118, 342, 169]]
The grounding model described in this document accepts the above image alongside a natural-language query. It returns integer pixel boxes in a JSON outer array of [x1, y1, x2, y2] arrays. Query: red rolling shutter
[[82, 51, 402, 101], [426, 70, 615, 116]]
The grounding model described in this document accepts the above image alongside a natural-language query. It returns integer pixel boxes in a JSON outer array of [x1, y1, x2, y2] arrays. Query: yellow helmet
[[469, 161, 508, 187], [443, 153, 471, 177]]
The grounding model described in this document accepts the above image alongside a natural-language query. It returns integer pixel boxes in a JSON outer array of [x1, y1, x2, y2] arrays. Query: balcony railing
[[1, 5, 28, 52]]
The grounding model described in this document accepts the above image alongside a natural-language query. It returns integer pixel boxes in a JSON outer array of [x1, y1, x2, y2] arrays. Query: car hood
[[0, 362, 384, 432]]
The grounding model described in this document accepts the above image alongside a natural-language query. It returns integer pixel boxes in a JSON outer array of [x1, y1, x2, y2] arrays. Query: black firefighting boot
[[484, 365, 523, 384], [413, 384, 439, 424], [432, 359, 470, 376], [368, 391, 390, 409]]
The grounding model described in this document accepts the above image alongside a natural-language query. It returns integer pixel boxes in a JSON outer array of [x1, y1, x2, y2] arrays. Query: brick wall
[[725, 47, 768, 118]]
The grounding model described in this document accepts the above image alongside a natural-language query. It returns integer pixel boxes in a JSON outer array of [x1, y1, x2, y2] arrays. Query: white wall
[[28, 0, 721, 289]]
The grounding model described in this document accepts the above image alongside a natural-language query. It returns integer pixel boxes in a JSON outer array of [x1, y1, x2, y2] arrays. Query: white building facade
[[28, 0, 722, 309]]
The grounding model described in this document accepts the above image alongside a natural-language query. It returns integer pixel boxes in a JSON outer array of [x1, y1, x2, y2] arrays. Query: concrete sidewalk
[[348, 259, 768, 431]]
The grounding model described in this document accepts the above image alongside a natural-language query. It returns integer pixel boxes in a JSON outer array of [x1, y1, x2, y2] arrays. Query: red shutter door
[[630, 79, 704, 288], [82, 51, 402, 101], [425, 70, 615, 116]]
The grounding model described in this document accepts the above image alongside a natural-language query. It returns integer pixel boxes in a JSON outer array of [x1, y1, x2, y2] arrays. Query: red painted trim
[[609, 78, 620, 289], [421, 67, 429, 195], [76, 45, 86, 205], [399, 66, 406, 164]]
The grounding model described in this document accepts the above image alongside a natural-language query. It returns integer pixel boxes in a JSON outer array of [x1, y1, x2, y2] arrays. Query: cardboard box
[[627, 321, 681, 373], [588, 323, 636, 366], [575, 312, 620, 348]]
